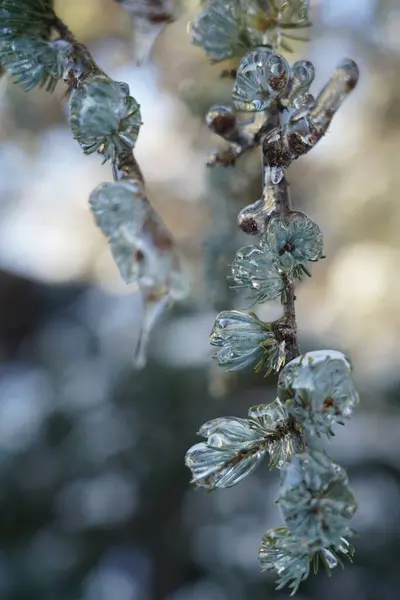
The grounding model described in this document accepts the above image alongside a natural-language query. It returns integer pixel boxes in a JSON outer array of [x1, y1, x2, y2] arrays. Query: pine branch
[[0, 2, 186, 364], [51, 13, 179, 290], [185, 3, 360, 592]]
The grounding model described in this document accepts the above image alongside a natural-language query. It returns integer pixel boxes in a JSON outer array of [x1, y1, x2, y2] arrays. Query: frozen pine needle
[[210, 310, 286, 375]]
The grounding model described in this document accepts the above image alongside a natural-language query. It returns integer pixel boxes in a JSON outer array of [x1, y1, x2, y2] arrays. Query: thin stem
[[260, 106, 300, 362], [52, 16, 105, 81], [259, 106, 305, 451], [279, 180, 300, 363], [112, 143, 145, 185]]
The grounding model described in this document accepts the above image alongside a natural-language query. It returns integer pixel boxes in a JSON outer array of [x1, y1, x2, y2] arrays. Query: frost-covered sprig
[[231, 244, 286, 305], [259, 526, 355, 595], [262, 211, 324, 269], [0, 0, 55, 39], [70, 76, 142, 162], [190, 0, 311, 62], [1, 36, 72, 92], [205, 48, 358, 184], [210, 310, 286, 374], [277, 450, 357, 548], [278, 350, 359, 438], [0, 0, 187, 367], [185, 4, 360, 594], [185, 400, 301, 488], [231, 211, 323, 305]]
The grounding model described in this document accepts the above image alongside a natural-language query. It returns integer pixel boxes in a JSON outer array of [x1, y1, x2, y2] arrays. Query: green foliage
[[1, 36, 72, 92], [190, 0, 249, 63], [0, 0, 361, 594], [190, 0, 311, 61], [0, 0, 55, 39], [69, 76, 142, 162]]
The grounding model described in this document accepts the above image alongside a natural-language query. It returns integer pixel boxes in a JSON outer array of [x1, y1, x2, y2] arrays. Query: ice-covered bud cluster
[[278, 350, 359, 437], [210, 310, 286, 374], [204, 48, 358, 182], [231, 212, 323, 305], [185, 400, 298, 488], [70, 76, 142, 162], [232, 46, 291, 111], [231, 244, 286, 305], [264, 211, 324, 269], [190, 0, 310, 61], [278, 450, 357, 548], [259, 526, 354, 595], [262, 58, 360, 182]]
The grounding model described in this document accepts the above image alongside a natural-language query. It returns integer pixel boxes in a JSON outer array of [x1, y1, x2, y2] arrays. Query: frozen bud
[[185, 416, 269, 489], [210, 311, 285, 375], [237, 198, 275, 235], [283, 60, 315, 109], [231, 244, 285, 306], [69, 75, 142, 161], [233, 46, 291, 112], [206, 105, 237, 137], [205, 104, 253, 165], [262, 211, 324, 269], [263, 59, 359, 174], [262, 115, 316, 181], [278, 350, 359, 437], [238, 167, 289, 232], [278, 451, 357, 548]]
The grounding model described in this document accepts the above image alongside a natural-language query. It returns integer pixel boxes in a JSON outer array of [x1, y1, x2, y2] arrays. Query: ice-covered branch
[[185, 1, 360, 593]]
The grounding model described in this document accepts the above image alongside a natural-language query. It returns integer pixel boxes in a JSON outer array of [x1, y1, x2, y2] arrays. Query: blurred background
[[1, 0, 400, 598]]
